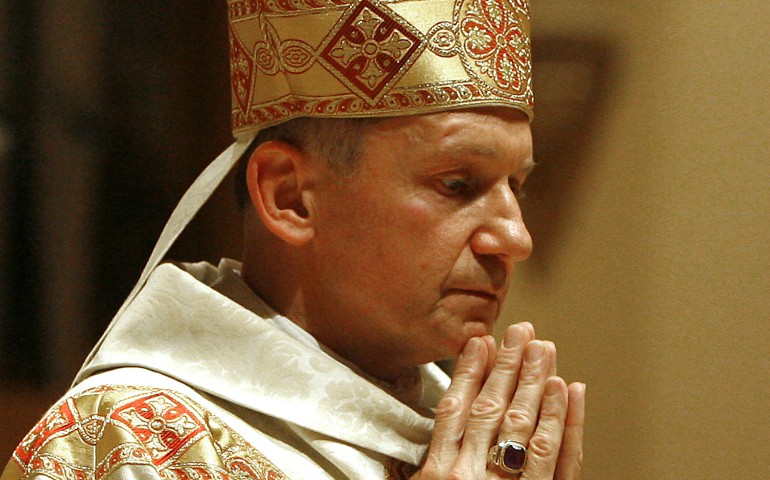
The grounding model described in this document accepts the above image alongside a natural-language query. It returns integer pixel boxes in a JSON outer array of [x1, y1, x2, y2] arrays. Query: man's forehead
[[361, 108, 534, 172], [364, 107, 529, 146], [375, 106, 529, 128], [373, 107, 531, 143]]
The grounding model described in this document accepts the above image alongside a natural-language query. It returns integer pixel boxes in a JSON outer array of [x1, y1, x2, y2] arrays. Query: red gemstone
[[503, 443, 526, 471]]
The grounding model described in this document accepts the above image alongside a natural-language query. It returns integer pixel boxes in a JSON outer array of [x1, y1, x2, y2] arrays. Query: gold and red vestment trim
[[3, 386, 289, 480]]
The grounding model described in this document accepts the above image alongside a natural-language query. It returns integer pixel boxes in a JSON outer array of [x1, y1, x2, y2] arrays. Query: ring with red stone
[[487, 440, 527, 474]]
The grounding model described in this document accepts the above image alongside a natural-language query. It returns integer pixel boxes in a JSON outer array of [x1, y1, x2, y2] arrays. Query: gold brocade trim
[[95, 444, 155, 478], [230, 0, 354, 17], [233, 81, 499, 130], [4, 386, 290, 480], [226, 0, 533, 137]]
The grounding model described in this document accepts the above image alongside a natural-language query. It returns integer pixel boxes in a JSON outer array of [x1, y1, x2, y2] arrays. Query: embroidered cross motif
[[112, 392, 206, 466], [319, 0, 424, 104]]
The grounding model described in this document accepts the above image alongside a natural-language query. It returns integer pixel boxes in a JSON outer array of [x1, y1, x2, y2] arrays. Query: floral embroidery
[[460, 0, 529, 92], [228, 24, 256, 115]]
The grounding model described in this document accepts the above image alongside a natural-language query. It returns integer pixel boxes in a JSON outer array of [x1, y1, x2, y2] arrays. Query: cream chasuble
[[2, 260, 450, 480]]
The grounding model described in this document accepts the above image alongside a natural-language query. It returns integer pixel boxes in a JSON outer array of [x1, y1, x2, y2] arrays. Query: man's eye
[[439, 178, 470, 194]]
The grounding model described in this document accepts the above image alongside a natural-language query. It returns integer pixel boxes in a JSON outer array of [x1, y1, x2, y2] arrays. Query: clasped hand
[[412, 323, 585, 479]]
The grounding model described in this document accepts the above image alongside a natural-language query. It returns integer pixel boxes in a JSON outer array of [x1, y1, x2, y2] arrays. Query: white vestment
[[3, 260, 449, 480]]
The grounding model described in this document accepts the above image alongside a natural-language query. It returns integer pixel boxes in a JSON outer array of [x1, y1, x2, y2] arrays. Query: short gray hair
[[235, 117, 376, 210]]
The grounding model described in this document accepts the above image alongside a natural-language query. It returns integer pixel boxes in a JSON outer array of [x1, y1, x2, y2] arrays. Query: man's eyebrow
[[464, 145, 500, 158], [438, 144, 535, 174], [447, 144, 527, 161]]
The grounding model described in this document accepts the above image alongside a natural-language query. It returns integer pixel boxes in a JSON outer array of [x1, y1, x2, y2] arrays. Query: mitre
[[227, 0, 533, 137]]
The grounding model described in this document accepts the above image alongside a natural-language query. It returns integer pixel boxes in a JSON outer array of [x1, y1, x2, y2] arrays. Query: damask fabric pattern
[[4, 260, 449, 479], [227, 0, 533, 136], [2, 386, 290, 480]]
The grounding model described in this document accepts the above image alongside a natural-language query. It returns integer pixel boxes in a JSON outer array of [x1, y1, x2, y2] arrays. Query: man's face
[[307, 108, 533, 377]]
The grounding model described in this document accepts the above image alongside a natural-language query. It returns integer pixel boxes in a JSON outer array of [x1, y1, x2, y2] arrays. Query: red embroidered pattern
[[460, 0, 529, 93], [14, 399, 77, 465], [110, 392, 207, 467], [6, 386, 290, 480], [229, 25, 256, 115], [27, 454, 90, 480], [319, 0, 423, 103], [233, 82, 485, 130]]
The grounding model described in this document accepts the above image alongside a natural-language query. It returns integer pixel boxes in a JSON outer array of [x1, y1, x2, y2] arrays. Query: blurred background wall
[[1, 1, 768, 478], [0, 0, 236, 455], [503, 2, 770, 479]]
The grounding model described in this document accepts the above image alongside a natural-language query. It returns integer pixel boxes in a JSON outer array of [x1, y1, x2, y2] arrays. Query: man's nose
[[470, 184, 533, 265]]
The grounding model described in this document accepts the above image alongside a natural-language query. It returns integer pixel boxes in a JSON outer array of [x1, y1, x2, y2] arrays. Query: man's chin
[[443, 296, 501, 328], [439, 321, 497, 360]]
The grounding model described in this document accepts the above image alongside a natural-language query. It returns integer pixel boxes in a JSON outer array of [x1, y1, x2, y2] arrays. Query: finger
[[554, 382, 586, 480], [482, 334, 497, 377], [498, 340, 555, 444], [484, 323, 533, 395], [483, 320, 534, 377], [521, 376, 568, 480], [521, 321, 536, 339], [456, 324, 533, 464], [422, 337, 489, 476], [547, 341, 557, 377]]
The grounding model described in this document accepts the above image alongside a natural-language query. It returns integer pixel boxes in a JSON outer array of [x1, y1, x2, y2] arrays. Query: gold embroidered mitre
[[227, 0, 533, 137]]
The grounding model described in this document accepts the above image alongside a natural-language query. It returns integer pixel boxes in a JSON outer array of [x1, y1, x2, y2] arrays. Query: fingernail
[[545, 377, 563, 396], [522, 322, 534, 337], [462, 337, 481, 358], [525, 341, 544, 362], [503, 324, 523, 348]]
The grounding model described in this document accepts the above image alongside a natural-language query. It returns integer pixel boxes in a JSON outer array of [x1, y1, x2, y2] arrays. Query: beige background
[[499, 2, 770, 479]]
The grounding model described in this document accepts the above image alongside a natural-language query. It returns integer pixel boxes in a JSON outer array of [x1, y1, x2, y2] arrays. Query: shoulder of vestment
[[2, 384, 290, 480]]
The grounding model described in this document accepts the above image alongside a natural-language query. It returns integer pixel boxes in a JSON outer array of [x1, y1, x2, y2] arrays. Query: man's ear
[[245, 140, 316, 246]]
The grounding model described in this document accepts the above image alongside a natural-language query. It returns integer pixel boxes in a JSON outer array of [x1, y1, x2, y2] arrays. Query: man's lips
[[445, 288, 500, 302]]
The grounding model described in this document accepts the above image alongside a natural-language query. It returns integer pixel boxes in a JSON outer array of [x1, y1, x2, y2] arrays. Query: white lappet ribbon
[[75, 138, 253, 383]]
